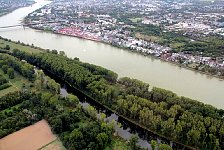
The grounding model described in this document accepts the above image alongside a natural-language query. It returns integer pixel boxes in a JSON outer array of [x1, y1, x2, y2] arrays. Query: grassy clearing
[[130, 18, 142, 23], [0, 86, 18, 97], [0, 69, 32, 97], [170, 42, 185, 49], [135, 32, 163, 43], [0, 39, 42, 54]]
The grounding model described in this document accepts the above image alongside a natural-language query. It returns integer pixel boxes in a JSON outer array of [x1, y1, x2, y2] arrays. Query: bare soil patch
[[0, 120, 56, 150]]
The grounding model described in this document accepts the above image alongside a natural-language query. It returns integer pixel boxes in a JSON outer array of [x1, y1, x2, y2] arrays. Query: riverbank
[[26, 25, 224, 81], [113, 43, 224, 81]]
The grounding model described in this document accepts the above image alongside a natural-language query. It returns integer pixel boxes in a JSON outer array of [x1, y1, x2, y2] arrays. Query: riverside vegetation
[[0, 51, 173, 149], [7, 44, 224, 150]]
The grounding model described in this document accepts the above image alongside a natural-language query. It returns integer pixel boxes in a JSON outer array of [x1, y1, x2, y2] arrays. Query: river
[[0, 0, 223, 109]]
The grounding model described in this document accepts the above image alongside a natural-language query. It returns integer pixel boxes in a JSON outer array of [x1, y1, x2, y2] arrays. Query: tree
[[214, 139, 220, 150], [85, 105, 97, 119], [5, 45, 10, 50], [47, 78, 60, 94], [0, 75, 7, 85], [7, 68, 14, 79], [69, 129, 85, 150], [150, 140, 158, 150], [130, 103, 140, 119], [96, 132, 109, 149], [0, 60, 5, 67], [2, 65, 8, 74], [129, 135, 139, 150], [173, 121, 183, 140], [49, 117, 62, 133], [49, 95, 59, 105], [158, 144, 172, 150], [67, 94, 79, 107], [220, 123, 224, 136], [59, 51, 65, 56], [187, 129, 201, 146], [51, 50, 58, 54]]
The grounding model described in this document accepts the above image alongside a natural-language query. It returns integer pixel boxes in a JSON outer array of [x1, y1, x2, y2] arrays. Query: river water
[[0, 0, 223, 109]]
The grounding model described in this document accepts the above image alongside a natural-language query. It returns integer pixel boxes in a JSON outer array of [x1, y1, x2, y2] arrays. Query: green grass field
[[0, 69, 32, 97], [0, 39, 42, 54], [135, 33, 163, 43], [170, 42, 185, 49], [130, 18, 142, 23]]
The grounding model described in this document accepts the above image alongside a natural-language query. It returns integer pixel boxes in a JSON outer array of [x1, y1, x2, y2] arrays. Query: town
[[25, 0, 224, 77], [0, 0, 34, 17]]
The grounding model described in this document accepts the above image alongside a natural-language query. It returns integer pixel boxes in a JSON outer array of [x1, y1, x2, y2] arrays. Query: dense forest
[[0, 52, 176, 150], [11, 49, 224, 149]]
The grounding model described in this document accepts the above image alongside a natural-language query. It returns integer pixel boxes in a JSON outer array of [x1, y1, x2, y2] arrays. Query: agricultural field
[[0, 120, 57, 150]]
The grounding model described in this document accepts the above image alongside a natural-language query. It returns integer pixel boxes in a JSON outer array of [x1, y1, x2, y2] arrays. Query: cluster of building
[[25, 0, 224, 76], [0, 0, 34, 16], [143, 12, 224, 38]]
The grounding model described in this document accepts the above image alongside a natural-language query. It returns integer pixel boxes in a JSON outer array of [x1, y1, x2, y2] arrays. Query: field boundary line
[[38, 137, 58, 150]]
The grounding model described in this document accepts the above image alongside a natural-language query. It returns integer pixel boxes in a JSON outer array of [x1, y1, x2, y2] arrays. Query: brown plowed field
[[0, 120, 56, 150]]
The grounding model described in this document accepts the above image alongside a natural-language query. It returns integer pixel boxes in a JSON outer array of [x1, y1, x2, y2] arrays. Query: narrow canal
[[43, 68, 191, 150]]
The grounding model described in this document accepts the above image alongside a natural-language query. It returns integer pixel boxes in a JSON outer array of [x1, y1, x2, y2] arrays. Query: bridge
[[0, 21, 65, 29], [0, 24, 25, 29]]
